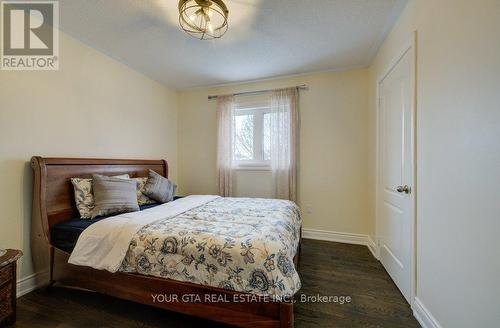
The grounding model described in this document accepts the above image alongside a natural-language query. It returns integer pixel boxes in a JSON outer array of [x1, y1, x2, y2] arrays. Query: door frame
[[375, 31, 417, 305]]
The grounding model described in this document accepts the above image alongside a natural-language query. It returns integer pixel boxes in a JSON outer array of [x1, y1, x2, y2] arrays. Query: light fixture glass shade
[[179, 0, 229, 40]]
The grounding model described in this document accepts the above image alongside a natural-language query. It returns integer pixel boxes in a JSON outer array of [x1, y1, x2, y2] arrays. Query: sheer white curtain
[[216, 95, 235, 196], [269, 88, 298, 201]]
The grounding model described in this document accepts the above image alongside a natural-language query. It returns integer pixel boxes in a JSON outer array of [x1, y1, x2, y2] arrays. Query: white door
[[377, 44, 415, 303]]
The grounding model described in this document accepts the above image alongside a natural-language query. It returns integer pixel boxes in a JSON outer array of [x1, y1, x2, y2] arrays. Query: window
[[216, 88, 297, 198], [233, 95, 272, 168]]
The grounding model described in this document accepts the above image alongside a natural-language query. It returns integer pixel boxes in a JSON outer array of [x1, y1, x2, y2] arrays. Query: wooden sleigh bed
[[31, 156, 301, 328]]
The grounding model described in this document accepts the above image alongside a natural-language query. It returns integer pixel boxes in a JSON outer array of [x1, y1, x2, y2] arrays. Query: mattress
[[52, 203, 161, 253]]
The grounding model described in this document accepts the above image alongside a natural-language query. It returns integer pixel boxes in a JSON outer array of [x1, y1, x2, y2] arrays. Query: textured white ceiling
[[58, 0, 407, 89]]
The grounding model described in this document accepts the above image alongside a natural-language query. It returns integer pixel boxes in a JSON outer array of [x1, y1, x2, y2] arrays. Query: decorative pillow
[[71, 174, 129, 219], [142, 170, 177, 203], [133, 177, 156, 206], [91, 175, 139, 219]]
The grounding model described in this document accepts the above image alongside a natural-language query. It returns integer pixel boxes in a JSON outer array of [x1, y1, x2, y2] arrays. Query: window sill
[[232, 164, 271, 172]]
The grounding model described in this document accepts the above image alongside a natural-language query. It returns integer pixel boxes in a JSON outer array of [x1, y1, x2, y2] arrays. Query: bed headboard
[[31, 156, 168, 244]]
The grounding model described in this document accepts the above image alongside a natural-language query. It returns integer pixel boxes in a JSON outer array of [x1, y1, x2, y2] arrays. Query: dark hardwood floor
[[12, 240, 420, 328]]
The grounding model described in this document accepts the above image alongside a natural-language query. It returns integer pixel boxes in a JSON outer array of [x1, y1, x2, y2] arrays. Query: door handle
[[396, 185, 411, 194]]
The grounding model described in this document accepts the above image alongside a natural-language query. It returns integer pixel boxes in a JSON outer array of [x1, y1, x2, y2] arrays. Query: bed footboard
[[52, 249, 294, 328]]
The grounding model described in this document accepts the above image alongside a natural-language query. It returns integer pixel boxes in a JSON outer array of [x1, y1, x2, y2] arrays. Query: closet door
[[378, 42, 415, 303]]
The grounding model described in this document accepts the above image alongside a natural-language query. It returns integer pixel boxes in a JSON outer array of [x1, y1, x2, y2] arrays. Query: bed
[[31, 157, 301, 328]]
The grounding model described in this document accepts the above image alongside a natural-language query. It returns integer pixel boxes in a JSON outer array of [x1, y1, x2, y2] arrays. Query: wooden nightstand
[[0, 249, 22, 326]]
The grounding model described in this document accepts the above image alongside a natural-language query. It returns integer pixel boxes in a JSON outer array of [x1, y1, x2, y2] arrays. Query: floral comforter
[[120, 197, 302, 297]]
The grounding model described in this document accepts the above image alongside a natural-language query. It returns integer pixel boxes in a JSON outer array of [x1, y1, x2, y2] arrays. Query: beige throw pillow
[[133, 177, 156, 206], [91, 175, 139, 219]]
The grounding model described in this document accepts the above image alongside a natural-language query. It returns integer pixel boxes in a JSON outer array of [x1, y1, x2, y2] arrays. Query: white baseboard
[[367, 236, 379, 259], [17, 270, 49, 297], [302, 229, 379, 259], [302, 228, 367, 245], [413, 297, 442, 328]]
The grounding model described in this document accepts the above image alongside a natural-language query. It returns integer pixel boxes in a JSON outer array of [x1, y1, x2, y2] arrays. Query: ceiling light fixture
[[179, 0, 229, 40]]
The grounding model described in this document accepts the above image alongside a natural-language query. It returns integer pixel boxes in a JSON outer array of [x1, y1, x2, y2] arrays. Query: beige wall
[[0, 32, 178, 282], [178, 69, 370, 235], [369, 0, 500, 326], [4, 2, 498, 324]]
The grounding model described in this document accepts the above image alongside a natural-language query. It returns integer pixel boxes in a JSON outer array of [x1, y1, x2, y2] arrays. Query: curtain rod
[[207, 84, 308, 100]]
